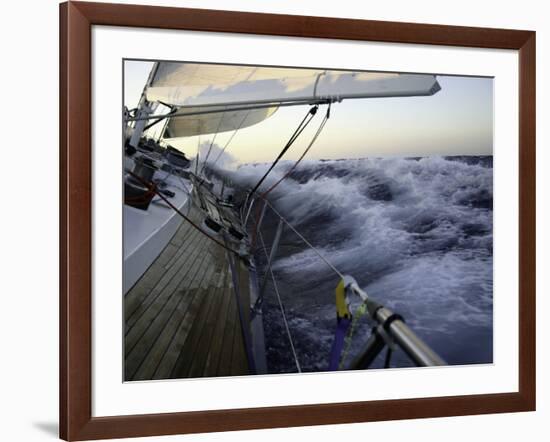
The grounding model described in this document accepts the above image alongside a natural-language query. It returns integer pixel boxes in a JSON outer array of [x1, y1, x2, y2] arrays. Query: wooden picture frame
[[59, 1, 536, 440]]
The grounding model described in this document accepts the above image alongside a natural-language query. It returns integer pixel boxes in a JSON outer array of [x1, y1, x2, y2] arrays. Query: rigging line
[[127, 170, 241, 255], [259, 197, 345, 280], [247, 105, 318, 198], [210, 110, 252, 169], [263, 104, 330, 197], [176, 175, 191, 195], [258, 230, 302, 373], [200, 109, 227, 175], [194, 134, 201, 175], [143, 107, 177, 132], [339, 301, 367, 370], [250, 104, 329, 247], [177, 176, 199, 216]]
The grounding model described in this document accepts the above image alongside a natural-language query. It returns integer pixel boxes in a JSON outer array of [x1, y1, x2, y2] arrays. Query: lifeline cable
[[259, 197, 345, 280]]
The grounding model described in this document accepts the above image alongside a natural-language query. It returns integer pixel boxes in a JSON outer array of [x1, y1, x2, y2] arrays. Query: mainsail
[[146, 62, 441, 108], [163, 105, 277, 139]]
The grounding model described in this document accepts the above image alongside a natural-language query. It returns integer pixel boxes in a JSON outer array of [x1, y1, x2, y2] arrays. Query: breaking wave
[[227, 156, 493, 372]]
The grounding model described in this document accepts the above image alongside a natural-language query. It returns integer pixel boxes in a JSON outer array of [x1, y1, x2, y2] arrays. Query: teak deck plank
[[124, 195, 253, 381], [124, 233, 209, 358], [202, 275, 234, 377], [125, 226, 202, 330], [153, 287, 208, 379], [125, 243, 212, 379], [214, 274, 239, 377], [168, 249, 228, 378], [230, 310, 247, 375], [187, 274, 229, 378], [169, 284, 218, 378], [131, 260, 216, 381], [124, 217, 194, 317]]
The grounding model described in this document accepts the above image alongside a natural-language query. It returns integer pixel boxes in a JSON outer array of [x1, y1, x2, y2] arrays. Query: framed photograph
[[60, 1, 536, 440]]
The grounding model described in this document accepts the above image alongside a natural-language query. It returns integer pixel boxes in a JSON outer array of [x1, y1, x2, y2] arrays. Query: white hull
[[123, 171, 193, 294]]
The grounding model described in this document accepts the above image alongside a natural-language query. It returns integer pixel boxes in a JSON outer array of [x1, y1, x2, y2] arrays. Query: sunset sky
[[124, 60, 493, 164]]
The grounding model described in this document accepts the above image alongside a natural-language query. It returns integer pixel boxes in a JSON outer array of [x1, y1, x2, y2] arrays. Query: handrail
[[374, 306, 445, 366], [342, 280, 445, 368]]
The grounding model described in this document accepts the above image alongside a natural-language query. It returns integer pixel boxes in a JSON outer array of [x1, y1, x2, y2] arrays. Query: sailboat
[[123, 62, 445, 381]]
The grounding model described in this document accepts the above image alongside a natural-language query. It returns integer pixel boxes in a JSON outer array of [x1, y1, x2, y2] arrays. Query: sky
[[124, 60, 493, 164]]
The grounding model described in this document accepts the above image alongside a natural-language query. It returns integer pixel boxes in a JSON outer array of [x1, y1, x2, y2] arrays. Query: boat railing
[[351, 302, 445, 368], [240, 191, 445, 372]]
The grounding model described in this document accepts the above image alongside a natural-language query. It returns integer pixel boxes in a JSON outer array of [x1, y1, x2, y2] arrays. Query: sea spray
[[218, 156, 493, 372]]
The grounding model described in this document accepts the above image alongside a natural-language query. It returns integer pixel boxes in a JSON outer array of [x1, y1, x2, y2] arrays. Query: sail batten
[[146, 63, 441, 109]]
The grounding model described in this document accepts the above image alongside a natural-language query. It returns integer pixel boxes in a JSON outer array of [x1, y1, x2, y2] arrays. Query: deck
[[124, 187, 254, 381]]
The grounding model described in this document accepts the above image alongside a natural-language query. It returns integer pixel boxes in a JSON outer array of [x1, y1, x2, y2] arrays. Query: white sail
[[163, 105, 277, 139], [146, 63, 441, 108]]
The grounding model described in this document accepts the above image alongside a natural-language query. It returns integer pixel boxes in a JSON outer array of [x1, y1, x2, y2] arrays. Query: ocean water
[[224, 156, 493, 373]]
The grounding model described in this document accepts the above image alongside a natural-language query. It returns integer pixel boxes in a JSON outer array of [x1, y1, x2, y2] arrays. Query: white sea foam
[[222, 156, 493, 369]]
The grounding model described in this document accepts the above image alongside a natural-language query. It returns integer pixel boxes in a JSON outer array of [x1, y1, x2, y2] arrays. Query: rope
[[143, 107, 177, 132], [124, 186, 156, 203], [339, 301, 367, 369], [200, 109, 226, 174], [247, 105, 318, 198], [194, 135, 201, 175], [260, 198, 345, 280], [258, 230, 302, 373], [210, 110, 252, 169], [176, 176, 191, 195], [127, 170, 241, 255], [250, 104, 329, 246], [262, 104, 330, 196], [176, 176, 193, 216]]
